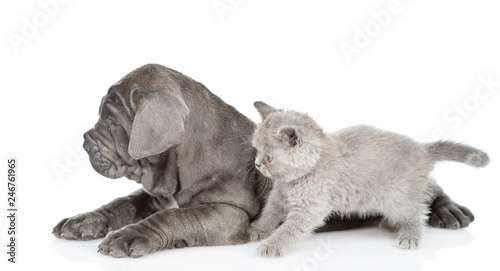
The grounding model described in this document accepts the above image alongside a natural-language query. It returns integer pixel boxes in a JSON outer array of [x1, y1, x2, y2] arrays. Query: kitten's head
[[252, 101, 325, 182]]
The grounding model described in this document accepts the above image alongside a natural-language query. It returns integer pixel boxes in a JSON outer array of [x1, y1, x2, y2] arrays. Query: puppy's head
[[83, 84, 189, 190]]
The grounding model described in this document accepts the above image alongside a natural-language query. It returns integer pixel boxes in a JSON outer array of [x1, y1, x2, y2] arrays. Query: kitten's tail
[[425, 141, 490, 167]]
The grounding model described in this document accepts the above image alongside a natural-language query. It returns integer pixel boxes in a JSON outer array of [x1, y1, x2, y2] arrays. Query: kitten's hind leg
[[395, 216, 423, 250], [379, 218, 399, 232]]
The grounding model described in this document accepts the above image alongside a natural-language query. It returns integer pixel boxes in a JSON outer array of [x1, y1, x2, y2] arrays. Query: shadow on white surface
[[51, 225, 474, 271]]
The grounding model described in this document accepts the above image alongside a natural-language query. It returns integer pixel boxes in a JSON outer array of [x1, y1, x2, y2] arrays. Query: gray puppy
[[53, 64, 477, 257]]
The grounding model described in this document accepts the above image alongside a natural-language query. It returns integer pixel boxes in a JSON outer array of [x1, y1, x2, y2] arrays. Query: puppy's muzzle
[[84, 130, 116, 178]]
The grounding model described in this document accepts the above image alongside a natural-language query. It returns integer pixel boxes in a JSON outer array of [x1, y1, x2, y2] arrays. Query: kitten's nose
[[255, 163, 261, 168]]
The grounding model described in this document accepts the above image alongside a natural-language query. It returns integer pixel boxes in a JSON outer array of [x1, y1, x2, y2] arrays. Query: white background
[[1, 1, 499, 270]]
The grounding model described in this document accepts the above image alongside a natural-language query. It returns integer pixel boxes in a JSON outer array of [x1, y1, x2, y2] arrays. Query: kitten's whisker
[[255, 173, 270, 199]]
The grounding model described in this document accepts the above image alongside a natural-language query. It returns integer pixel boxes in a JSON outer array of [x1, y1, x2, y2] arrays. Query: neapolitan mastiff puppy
[[53, 64, 475, 257]]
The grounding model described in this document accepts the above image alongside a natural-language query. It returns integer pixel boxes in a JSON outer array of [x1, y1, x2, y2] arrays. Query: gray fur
[[426, 141, 490, 167], [53, 64, 482, 257], [249, 101, 489, 256]]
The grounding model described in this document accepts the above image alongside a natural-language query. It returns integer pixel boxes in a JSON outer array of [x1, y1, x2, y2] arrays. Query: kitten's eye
[[266, 155, 273, 163]]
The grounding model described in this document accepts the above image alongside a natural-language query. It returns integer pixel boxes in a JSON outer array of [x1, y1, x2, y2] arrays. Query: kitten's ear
[[277, 126, 300, 147], [254, 101, 278, 119]]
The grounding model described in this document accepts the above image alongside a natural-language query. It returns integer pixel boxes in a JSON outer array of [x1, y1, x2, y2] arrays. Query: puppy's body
[[249, 102, 489, 256]]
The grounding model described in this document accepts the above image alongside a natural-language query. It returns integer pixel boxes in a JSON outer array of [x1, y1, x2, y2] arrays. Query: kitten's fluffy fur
[[248, 101, 489, 257]]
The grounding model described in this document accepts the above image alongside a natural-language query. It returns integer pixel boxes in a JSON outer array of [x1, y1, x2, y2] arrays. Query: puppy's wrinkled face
[[83, 87, 142, 180]]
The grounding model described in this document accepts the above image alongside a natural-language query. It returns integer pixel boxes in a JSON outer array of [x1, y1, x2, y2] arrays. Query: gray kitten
[[248, 101, 489, 257]]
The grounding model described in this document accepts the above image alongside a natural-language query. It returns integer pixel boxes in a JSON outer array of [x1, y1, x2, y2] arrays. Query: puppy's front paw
[[98, 226, 159, 258], [257, 240, 288, 257], [53, 212, 109, 241], [247, 227, 271, 241]]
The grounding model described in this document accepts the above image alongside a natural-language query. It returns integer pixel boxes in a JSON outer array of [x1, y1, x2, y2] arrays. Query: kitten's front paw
[[257, 241, 288, 257], [247, 227, 271, 241]]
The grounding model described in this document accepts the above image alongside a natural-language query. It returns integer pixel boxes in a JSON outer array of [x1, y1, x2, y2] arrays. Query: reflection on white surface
[[50, 225, 475, 271]]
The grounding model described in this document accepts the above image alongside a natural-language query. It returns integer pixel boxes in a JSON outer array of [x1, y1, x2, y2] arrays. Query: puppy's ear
[[277, 126, 300, 147], [128, 92, 189, 159], [254, 101, 277, 120]]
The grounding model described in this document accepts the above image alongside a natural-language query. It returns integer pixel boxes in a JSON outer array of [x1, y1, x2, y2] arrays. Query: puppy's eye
[[108, 116, 120, 126], [266, 155, 273, 163]]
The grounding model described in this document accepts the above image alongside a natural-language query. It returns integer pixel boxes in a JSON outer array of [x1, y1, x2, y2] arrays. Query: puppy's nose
[[83, 131, 94, 153], [83, 141, 91, 153]]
